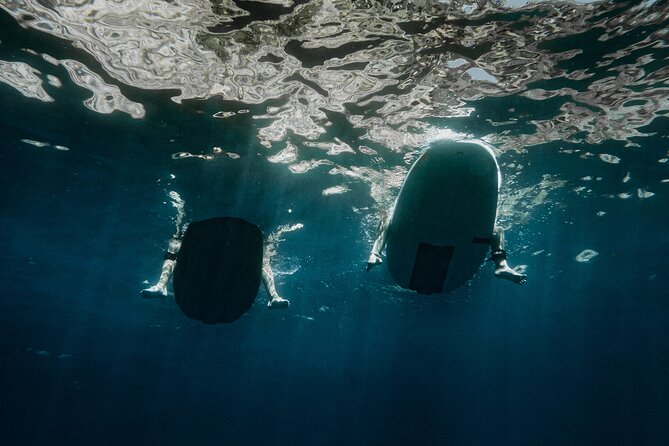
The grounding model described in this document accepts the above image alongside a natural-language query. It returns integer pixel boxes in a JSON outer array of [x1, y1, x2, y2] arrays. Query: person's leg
[[262, 223, 302, 309], [367, 209, 392, 270], [262, 256, 289, 309], [491, 227, 527, 284], [141, 238, 181, 298], [142, 191, 187, 298]]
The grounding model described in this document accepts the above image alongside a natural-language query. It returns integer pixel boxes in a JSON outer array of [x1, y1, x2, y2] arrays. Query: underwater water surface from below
[[0, 0, 668, 444]]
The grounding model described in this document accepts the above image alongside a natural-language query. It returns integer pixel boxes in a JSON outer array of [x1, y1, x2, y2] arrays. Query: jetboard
[[173, 217, 263, 324], [385, 141, 500, 294]]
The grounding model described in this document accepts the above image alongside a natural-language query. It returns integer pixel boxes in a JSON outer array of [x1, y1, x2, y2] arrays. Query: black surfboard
[[173, 217, 263, 324]]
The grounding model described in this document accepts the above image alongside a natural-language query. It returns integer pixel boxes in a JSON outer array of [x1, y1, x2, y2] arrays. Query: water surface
[[1, 1, 668, 444]]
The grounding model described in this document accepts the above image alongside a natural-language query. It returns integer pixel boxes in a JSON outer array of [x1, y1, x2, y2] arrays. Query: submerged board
[[386, 141, 500, 294], [173, 217, 263, 324]]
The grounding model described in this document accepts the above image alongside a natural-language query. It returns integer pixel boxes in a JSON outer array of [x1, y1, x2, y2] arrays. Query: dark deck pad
[[173, 217, 263, 324], [409, 243, 455, 295]]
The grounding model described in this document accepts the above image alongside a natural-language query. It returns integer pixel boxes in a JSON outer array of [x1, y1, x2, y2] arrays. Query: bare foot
[[141, 285, 168, 298], [366, 253, 383, 271], [268, 296, 290, 309], [494, 264, 527, 285]]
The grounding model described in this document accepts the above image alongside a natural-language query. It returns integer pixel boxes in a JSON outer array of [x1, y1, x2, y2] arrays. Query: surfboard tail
[[173, 217, 263, 324], [409, 243, 455, 295]]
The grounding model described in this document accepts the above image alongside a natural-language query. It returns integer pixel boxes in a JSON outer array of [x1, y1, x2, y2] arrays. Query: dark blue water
[[1, 2, 668, 445]]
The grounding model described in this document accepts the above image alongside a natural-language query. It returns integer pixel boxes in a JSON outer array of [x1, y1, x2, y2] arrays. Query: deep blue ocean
[[1, 1, 668, 444]]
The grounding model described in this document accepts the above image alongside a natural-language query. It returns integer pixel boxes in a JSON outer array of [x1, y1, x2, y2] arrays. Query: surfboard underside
[[386, 141, 500, 294]]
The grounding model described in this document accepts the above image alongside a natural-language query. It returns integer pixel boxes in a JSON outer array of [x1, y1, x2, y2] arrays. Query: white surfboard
[[386, 140, 500, 294]]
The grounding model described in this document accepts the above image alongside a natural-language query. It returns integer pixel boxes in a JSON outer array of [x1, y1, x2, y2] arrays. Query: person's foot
[[494, 264, 527, 285], [268, 296, 290, 309], [141, 285, 168, 298], [366, 253, 383, 271]]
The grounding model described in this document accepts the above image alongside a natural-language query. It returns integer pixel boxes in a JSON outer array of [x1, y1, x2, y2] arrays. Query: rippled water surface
[[1, 0, 668, 444]]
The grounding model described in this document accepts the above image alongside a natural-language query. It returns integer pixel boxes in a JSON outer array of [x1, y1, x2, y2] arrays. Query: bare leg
[[141, 259, 176, 298], [491, 227, 527, 285], [367, 209, 392, 271], [141, 237, 182, 298], [262, 223, 302, 309], [262, 256, 289, 309], [142, 191, 186, 297]]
